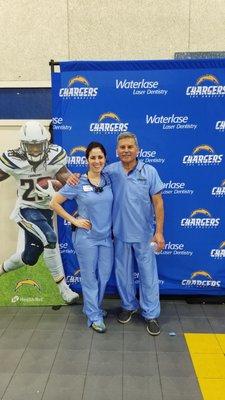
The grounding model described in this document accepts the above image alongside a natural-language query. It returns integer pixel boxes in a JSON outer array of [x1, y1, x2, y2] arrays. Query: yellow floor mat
[[185, 333, 225, 400]]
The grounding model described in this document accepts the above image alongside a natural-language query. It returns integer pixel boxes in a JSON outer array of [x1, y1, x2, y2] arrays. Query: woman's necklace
[[87, 173, 101, 187]]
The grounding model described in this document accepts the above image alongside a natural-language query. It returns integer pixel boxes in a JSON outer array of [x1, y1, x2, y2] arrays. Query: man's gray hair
[[117, 132, 139, 148]]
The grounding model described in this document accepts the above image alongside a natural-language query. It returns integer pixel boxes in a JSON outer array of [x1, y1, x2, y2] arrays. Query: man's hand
[[73, 218, 92, 230], [66, 173, 80, 186], [151, 193, 165, 252], [35, 181, 56, 198], [151, 232, 165, 252]]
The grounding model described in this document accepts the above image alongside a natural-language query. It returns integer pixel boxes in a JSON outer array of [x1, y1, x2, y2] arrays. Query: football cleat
[[59, 284, 79, 304]]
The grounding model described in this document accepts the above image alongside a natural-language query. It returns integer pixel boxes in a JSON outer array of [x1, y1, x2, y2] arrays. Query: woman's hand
[[73, 218, 92, 230]]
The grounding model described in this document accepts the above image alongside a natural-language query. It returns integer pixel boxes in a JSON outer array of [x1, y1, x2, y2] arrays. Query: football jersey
[[0, 144, 67, 212]]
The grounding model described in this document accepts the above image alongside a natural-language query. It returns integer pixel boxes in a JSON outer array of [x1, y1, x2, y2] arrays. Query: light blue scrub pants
[[114, 238, 160, 319], [73, 231, 113, 326]]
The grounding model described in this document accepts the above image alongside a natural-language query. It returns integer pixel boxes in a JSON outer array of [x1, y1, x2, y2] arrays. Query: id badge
[[83, 185, 93, 192]]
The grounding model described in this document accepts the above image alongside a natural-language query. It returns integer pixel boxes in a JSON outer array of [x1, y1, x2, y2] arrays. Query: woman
[[50, 142, 113, 333]]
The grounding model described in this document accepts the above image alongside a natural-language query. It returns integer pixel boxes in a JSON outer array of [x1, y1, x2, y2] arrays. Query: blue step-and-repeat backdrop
[[51, 59, 225, 296]]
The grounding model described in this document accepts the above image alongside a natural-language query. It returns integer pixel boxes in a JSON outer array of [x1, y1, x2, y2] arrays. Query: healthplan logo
[[139, 148, 165, 164], [182, 144, 223, 166], [115, 78, 168, 96], [161, 242, 193, 257], [182, 270, 221, 288], [11, 295, 43, 303], [162, 181, 194, 195], [181, 208, 220, 228], [146, 114, 197, 131], [59, 75, 98, 99], [211, 241, 225, 259], [67, 146, 87, 166], [89, 112, 129, 134], [186, 74, 225, 97], [211, 179, 225, 196]]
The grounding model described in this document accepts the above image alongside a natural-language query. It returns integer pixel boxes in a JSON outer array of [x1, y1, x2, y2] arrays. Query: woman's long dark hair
[[85, 142, 107, 159]]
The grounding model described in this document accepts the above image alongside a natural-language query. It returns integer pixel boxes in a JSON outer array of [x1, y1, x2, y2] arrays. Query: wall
[[0, 0, 225, 83]]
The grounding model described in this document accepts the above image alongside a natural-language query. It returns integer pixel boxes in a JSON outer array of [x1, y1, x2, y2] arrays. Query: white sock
[[58, 278, 70, 292], [43, 247, 65, 283], [3, 253, 25, 272]]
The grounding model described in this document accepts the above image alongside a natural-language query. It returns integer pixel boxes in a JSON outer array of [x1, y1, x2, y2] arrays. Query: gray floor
[[2, 298, 224, 400]]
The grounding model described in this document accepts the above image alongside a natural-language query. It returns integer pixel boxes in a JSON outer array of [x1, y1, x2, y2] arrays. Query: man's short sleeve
[[103, 164, 111, 175], [147, 166, 164, 196], [58, 183, 78, 200]]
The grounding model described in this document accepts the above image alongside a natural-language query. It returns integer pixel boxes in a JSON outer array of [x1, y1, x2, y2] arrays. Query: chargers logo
[[211, 241, 225, 259], [190, 209, 211, 217], [67, 268, 81, 284], [193, 145, 214, 154], [215, 121, 225, 131], [181, 208, 220, 228], [196, 74, 219, 85], [73, 269, 81, 283], [89, 111, 129, 134], [182, 144, 223, 165], [67, 146, 87, 166], [15, 279, 41, 291], [211, 179, 225, 196], [191, 270, 212, 280], [182, 270, 221, 287], [68, 75, 89, 87], [99, 112, 120, 122], [59, 75, 98, 99], [186, 74, 225, 97]]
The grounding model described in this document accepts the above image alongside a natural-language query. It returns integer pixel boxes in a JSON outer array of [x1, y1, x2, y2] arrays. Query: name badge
[[137, 177, 147, 181], [83, 185, 93, 192]]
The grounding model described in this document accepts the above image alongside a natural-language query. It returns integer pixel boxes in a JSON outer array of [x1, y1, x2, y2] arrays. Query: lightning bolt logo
[[70, 146, 86, 155], [15, 279, 41, 291], [98, 112, 120, 122], [190, 271, 212, 280], [196, 74, 219, 86], [190, 209, 211, 218], [68, 75, 90, 87], [193, 145, 214, 154]]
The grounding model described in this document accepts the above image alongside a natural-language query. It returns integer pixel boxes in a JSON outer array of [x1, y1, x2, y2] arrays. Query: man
[[0, 120, 79, 304], [68, 132, 165, 335]]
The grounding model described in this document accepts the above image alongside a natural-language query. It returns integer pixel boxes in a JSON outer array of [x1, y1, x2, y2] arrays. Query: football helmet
[[19, 120, 50, 163]]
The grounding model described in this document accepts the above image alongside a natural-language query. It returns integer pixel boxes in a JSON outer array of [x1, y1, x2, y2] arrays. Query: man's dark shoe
[[118, 309, 137, 324], [146, 319, 160, 336]]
